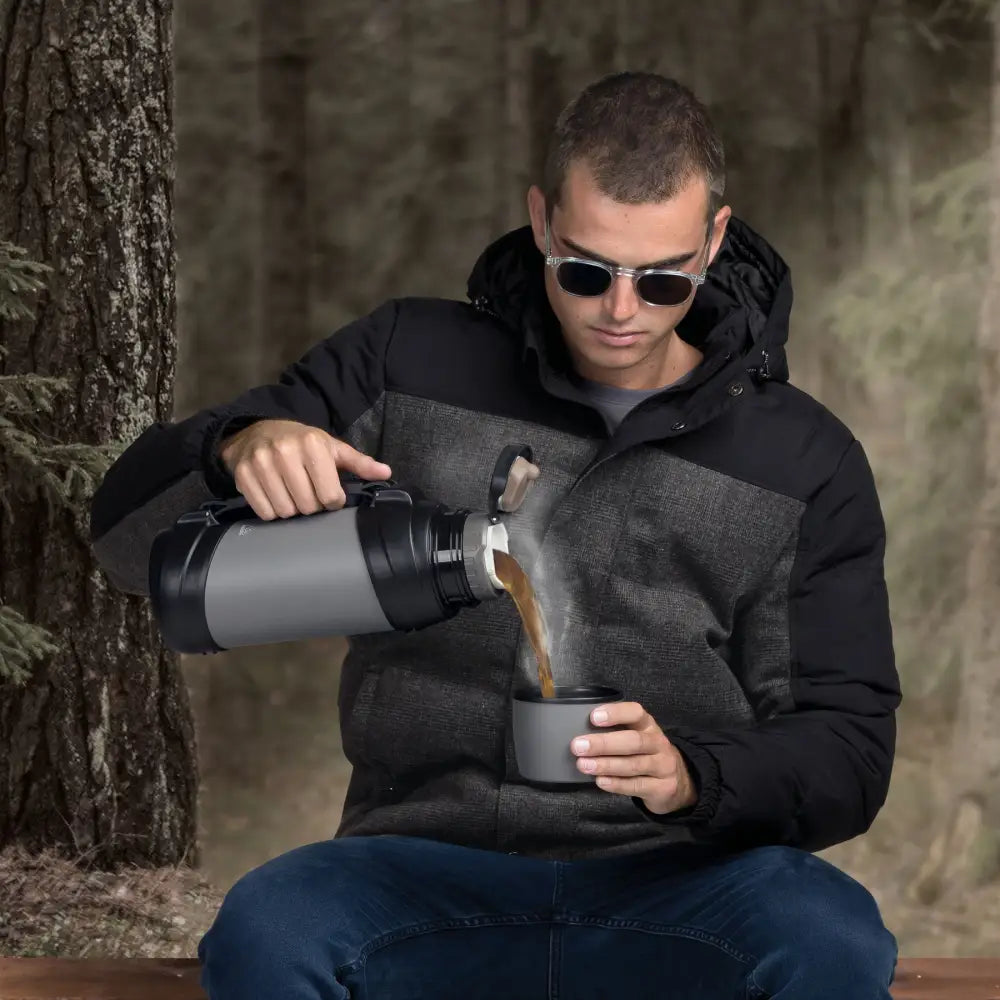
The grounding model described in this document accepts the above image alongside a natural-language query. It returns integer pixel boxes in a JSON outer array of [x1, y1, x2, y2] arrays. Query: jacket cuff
[[631, 736, 722, 827]]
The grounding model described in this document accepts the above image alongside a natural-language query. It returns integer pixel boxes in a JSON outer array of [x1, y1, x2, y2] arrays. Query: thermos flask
[[148, 443, 538, 653]]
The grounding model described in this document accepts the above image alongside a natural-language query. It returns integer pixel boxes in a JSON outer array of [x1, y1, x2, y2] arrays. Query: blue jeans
[[197, 834, 898, 999]]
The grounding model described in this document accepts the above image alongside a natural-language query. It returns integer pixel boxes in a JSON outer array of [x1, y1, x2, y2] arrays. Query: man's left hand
[[571, 701, 697, 815]]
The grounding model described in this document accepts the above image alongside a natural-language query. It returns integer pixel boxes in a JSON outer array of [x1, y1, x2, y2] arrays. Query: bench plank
[[2, 956, 1000, 999], [891, 958, 1000, 1000], [0, 959, 205, 1000]]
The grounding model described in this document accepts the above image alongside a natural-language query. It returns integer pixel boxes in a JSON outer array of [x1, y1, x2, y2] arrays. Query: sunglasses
[[544, 219, 712, 307]]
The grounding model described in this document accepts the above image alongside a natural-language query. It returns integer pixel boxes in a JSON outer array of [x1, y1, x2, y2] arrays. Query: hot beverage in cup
[[494, 550, 624, 782], [512, 684, 625, 784]]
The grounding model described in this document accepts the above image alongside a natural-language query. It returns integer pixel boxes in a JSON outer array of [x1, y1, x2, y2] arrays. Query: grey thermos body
[[148, 444, 538, 654]]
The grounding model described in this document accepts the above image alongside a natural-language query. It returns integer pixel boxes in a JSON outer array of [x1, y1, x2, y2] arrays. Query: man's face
[[527, 161, 729, 389]]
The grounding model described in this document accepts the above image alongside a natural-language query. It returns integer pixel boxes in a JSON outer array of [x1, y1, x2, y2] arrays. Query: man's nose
[[604, 274, 640, 323]]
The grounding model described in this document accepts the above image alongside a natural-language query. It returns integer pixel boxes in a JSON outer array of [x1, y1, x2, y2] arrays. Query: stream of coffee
[[493, 549, 556, 698]]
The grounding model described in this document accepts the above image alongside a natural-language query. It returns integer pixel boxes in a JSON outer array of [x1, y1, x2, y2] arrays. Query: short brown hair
[[542, 72, 725, 222]]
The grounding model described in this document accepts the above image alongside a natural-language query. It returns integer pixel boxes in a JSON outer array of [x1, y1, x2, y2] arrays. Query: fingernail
[[592, 709, 608, 724], [572, 738, 590, 754], [578, 758, 596, 772]]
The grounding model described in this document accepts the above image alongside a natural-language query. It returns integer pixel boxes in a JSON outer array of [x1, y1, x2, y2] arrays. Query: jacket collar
[[466, 217, 794, 438]]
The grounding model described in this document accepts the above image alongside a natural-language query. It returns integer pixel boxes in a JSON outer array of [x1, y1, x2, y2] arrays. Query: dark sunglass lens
[[557, 261, 612, 297], [636, 273, 694, 306]]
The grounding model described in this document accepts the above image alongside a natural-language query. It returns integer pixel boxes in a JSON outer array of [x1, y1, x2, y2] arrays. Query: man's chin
[[575, 340, 645, 369]]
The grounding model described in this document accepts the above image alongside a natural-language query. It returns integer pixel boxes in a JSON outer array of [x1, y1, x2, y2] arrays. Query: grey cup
[[511, 685, 626, 784]]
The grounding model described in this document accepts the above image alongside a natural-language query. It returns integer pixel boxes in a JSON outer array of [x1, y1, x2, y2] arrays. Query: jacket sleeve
[[634, 438, 901, 852], [89, 299, 399, 595]]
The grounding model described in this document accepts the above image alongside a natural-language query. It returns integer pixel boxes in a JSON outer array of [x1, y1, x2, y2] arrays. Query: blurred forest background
[[174, 0, 1000, 957], [2, 0, 1000, 961]]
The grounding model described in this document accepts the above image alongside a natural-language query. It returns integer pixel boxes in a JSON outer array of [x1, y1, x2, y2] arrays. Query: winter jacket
[[89, 217, 901, 861]]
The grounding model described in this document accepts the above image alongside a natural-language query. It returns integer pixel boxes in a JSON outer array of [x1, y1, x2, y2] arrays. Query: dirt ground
[[4, 636, 1000, 959]]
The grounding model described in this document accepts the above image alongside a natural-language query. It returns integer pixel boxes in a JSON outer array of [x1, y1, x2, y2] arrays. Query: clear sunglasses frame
[[543, 219, 714, 306]]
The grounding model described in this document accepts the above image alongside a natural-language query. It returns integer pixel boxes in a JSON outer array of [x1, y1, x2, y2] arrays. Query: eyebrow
[[559, 236, 699, 270]]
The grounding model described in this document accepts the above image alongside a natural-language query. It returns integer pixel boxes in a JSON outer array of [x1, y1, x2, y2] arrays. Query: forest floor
[[0, 844, 223, 959], [3, 638, 1000, 960]]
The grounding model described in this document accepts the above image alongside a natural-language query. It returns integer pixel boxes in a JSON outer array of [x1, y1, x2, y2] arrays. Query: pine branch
[[0, 372, 71, 419], [0, 242, 66, 688], [0, 420, 124, 525], [0, 242, 52, 322], [0, 603, 60, 686]]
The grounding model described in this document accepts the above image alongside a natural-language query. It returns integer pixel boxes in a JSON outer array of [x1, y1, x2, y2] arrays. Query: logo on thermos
[[238, 524, 254, 537]]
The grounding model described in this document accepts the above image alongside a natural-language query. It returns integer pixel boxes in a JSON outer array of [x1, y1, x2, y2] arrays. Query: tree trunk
[[0, 0, 197, 867], [811, 0, 876, 413], [815, 0, 875, 271], [258, 0, 311, 374], [912, 0, 1000, 904], [863, 0, 912, 255], [500, 0, 534, 232], [174, 0, 265, 419]]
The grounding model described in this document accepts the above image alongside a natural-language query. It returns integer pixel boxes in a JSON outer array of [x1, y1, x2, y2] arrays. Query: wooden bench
[[1, 957, 999, 998], [0, 960, 203, 999]]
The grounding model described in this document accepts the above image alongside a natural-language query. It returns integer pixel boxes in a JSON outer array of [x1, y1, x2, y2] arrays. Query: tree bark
[[0, 0, 197, 867]]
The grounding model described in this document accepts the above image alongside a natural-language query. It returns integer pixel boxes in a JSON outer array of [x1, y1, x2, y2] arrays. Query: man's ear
[[708, 205, 732, 267], [527, 185, 548, 254]]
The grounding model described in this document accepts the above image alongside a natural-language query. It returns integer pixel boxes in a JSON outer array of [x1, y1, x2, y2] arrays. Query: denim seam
[[335, 912, 760, 985], [557, 914, 759, 967], [548, 863, 563, 1000], [746, 967, 770, 999], [335, 913, 554, 977]]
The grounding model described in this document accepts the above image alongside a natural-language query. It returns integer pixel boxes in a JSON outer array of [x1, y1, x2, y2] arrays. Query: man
[[90, 72, 901, 998]]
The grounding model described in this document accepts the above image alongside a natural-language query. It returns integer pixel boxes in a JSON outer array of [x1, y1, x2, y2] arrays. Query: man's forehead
[[550, 201, 709, 269], [558, 160, 709, 222], [553, 175, 709, 259]]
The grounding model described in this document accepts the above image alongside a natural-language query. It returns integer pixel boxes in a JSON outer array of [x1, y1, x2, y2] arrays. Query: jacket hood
[[466, 216, 793, 386]]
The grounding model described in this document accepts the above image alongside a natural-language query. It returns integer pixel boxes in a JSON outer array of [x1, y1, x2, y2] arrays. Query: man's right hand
[[217, 418, 392, 521]]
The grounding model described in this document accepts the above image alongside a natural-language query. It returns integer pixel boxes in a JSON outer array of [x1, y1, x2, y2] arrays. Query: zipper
[[567, 349, 743, 492], [471, 295, 503, 325]]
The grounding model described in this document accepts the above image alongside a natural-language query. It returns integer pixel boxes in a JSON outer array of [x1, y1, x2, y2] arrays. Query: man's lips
[[593, 327, 643, 346]]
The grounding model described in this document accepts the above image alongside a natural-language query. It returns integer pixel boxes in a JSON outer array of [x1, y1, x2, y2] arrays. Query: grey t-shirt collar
[[563, 368, 694, 434]]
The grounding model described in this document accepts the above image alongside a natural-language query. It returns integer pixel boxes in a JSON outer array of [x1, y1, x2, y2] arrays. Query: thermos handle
[[187, 448, 534, 527], [186, 474, 399, 526], [489, 444, 539, 519], [181, 495, 255, 525]]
